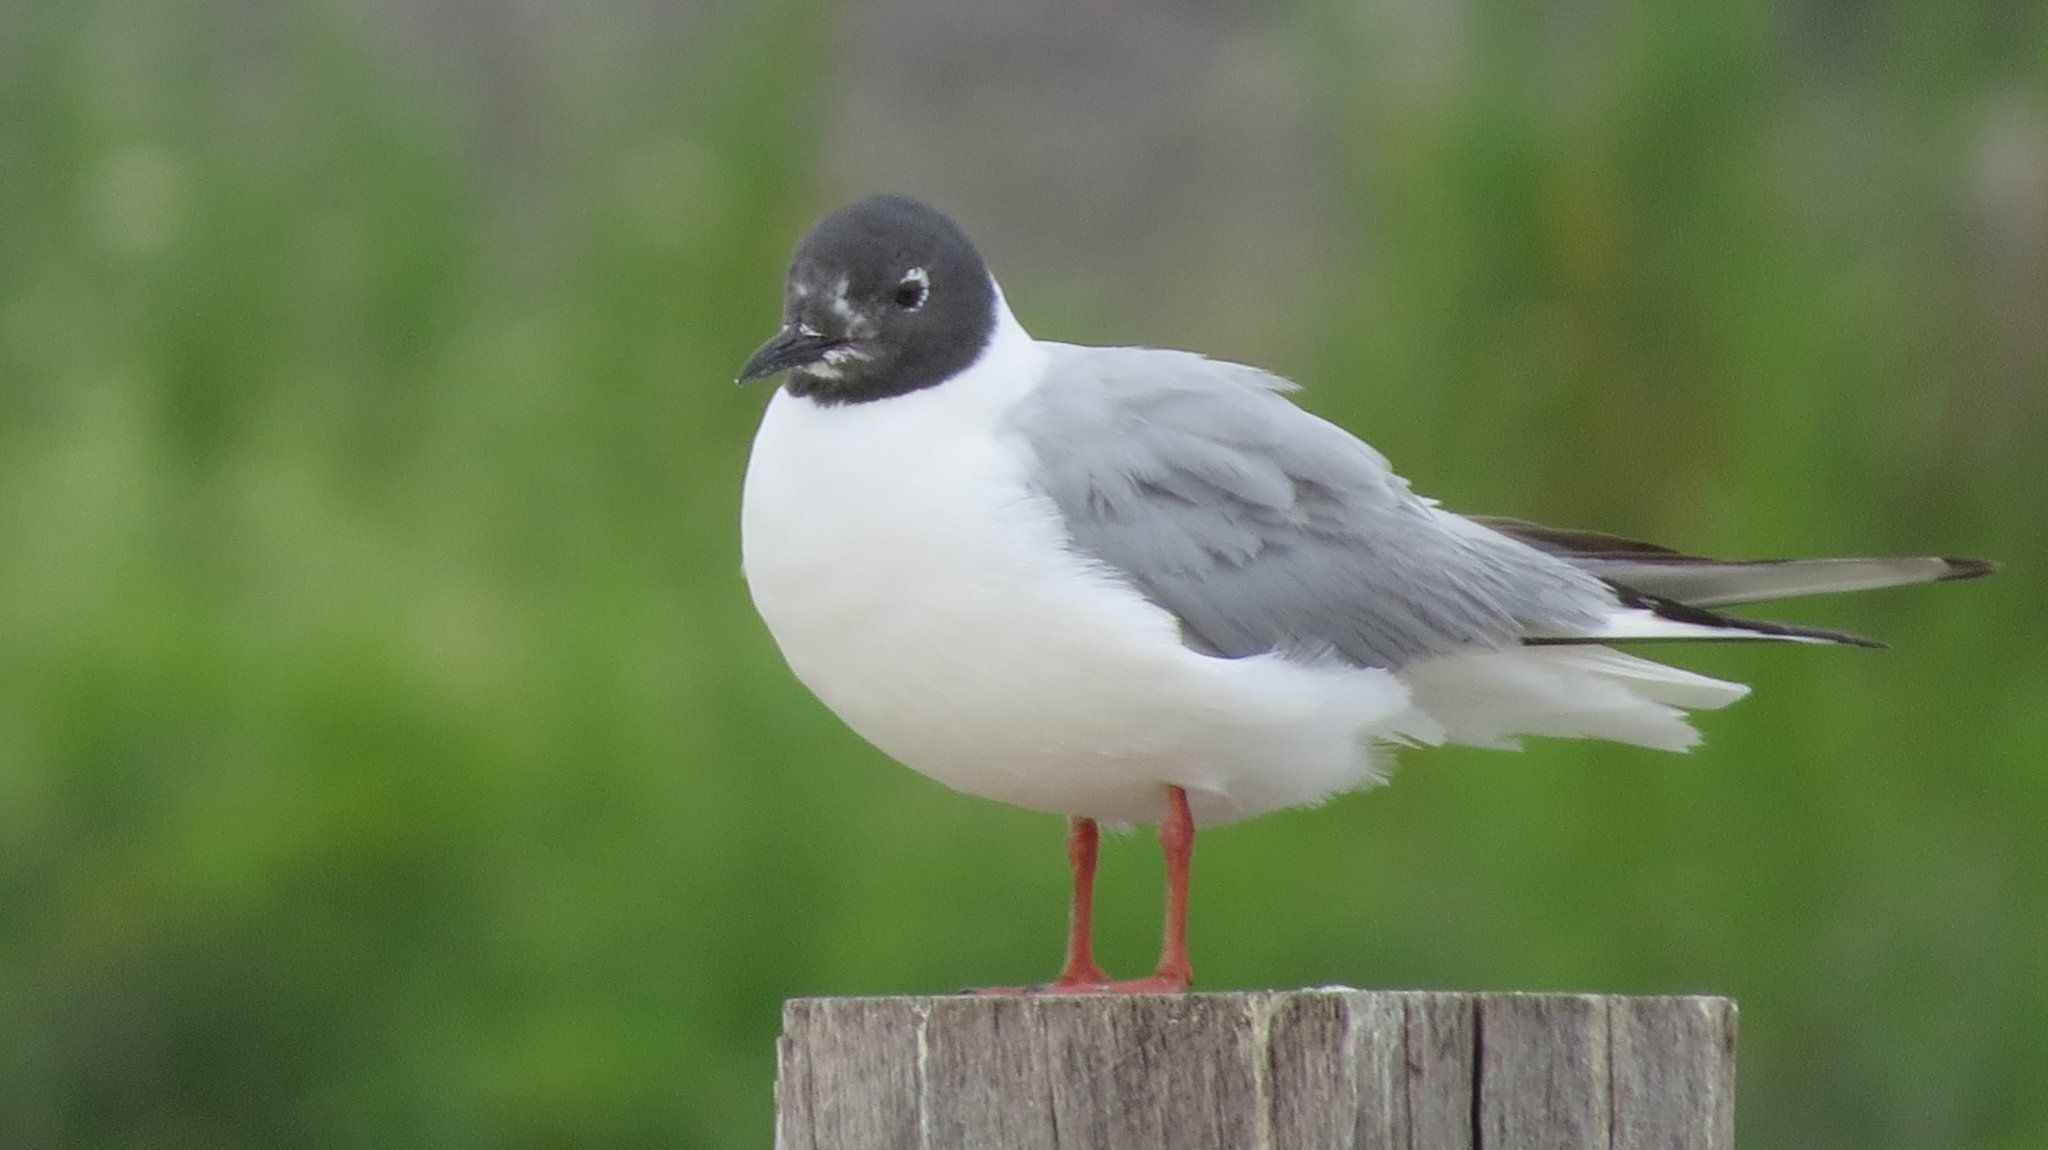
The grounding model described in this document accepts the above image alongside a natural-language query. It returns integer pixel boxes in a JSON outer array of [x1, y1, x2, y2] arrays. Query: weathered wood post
[[775, 989, 1735, 1150]]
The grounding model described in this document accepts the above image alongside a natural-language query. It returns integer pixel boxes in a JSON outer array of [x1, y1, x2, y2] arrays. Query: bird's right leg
[[967, 816, 1112, 994], [1048, 817, 1110, 988]]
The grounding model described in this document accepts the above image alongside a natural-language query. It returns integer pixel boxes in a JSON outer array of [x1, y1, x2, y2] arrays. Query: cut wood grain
[[774, 989, 1735, 1150]]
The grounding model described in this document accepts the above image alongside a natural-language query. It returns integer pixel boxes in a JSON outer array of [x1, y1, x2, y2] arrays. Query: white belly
[[739, 381, 1411, 826]]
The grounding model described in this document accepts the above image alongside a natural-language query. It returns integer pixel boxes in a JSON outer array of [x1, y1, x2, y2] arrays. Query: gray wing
[[1004, 344, 1619, 670]]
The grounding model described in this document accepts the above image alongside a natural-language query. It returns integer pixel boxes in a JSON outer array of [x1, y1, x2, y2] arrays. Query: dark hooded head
[[737, 195, 999, 404]]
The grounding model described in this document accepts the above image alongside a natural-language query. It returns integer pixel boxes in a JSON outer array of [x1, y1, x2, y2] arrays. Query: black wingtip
[[1939, 557, 2000, 581], [1748, 621, 1888, 649], [1606, 582, 1889, 648]]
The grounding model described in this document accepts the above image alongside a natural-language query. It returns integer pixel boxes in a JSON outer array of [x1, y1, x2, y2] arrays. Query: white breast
[[738, 305, 1413, 825]]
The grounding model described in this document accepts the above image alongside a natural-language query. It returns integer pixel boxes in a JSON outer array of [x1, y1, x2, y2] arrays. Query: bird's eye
[[893, 269, 929, 311]]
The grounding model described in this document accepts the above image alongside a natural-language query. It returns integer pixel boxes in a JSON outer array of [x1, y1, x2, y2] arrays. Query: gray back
[[1004, 344, 1616, 670]]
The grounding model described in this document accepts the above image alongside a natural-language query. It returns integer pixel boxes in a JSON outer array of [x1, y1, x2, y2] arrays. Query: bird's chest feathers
[[742, 388, 1118, 702]]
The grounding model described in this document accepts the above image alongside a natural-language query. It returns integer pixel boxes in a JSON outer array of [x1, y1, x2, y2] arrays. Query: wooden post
[[775, 989, 1735, 1150]]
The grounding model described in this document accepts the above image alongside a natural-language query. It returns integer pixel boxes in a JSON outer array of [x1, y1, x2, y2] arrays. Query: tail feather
[[1399, 646, 1748, 753], [1533, 646, 1751, 709], [1399, 517, 1996, 756]]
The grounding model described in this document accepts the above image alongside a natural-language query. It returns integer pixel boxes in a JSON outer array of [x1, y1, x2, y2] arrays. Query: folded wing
[[1007, 346, 1621, 670], [1006, 347, 1982, 671]]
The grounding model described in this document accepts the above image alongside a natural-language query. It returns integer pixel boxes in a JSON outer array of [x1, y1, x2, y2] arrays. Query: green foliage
[[0, 2, 2042, 1147]]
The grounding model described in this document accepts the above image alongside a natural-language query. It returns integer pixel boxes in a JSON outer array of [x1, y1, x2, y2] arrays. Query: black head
[[737, 195, 999, 404]]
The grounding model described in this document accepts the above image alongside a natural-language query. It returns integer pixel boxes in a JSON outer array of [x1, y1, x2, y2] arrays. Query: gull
[[737, 194, 1994, 993]]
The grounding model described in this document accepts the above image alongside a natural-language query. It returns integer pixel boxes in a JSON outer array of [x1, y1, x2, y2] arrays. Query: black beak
[[737, 326, 841, 383]]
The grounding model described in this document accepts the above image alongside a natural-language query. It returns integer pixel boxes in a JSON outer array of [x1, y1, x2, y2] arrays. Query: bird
[[736, 193, 1995, 994]]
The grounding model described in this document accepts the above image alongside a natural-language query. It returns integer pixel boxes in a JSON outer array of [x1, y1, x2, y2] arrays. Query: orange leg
[[1106, 785, 1194, 993], [1048, 818, 1110, 988], [969, 788, 1194, 996]]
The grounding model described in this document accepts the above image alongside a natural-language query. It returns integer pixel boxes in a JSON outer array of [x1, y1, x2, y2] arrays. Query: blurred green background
[[1, 0, 2043, 1146]]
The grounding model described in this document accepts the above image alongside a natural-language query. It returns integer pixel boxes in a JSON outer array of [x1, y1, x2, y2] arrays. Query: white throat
[[925, 281, 1044, 414]]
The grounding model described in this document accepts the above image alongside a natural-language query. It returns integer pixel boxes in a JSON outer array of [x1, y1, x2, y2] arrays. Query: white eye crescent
[[893, 267, 929, 311]]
